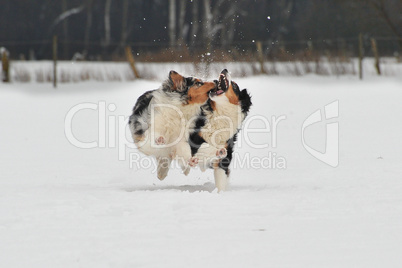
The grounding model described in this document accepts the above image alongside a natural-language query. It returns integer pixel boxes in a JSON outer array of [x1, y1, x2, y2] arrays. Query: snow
[[6, 58, 402, 83], [1, 74, 402, 267]]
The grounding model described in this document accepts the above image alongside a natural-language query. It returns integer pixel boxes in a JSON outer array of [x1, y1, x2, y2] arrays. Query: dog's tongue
[[216, 89, 224, 95]]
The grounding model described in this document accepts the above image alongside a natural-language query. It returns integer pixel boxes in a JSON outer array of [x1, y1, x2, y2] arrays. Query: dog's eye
[[196, 81, 204, 86]]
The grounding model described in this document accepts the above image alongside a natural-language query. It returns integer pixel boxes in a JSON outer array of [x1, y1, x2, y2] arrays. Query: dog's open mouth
[[210, 69, 230, 97]]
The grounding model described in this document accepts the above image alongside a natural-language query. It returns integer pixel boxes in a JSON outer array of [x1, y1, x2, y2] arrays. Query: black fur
[[189, 86, 251, 158], [204, 98, 215, 113], [189, 112, 207, 156], [129, 90, 155, 138], [189, 77, 251, 164], [132, 90, 155, 116], [218, 134, 237, 175], [231, 81, 242, 96], [134, 129, 144, 136], [189, 132, 206, 156], [185, 77, 196, 87], [239, 88, 252, 116]]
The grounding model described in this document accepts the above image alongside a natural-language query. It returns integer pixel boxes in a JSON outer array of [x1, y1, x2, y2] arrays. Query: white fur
[[194, 143, 223, 172], [193, 94, 244, 169], [214, 168, 229, 192], [201, 95, 244, 148], [134, 89, 204, 171], [194, 93, 245, 191]]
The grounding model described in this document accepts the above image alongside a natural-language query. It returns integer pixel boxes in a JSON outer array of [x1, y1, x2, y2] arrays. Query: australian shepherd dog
[[189, 69, 252, 191], [129, 71, 216, 180], [129, 69, 251, 192]]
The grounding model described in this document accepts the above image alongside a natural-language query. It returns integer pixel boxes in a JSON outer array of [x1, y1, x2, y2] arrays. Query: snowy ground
[[8, 58, 402, 82], [1, 74, 402, 267]]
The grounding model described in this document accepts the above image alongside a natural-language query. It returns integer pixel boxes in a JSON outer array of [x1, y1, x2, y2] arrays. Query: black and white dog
[[129, 71, 216, 180], [189, 69, 252, 191]]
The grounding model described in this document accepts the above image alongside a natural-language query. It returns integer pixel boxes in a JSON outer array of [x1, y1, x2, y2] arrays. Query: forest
[[0, 0, 401, 61]]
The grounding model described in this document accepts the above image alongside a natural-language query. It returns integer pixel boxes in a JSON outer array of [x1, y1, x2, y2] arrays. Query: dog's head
[[210, 69, 252, 114], [164, 70, 216, 104]]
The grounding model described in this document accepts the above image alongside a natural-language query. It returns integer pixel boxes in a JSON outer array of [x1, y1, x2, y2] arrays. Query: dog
[[129, 70, 216, 180], [188, 69, 252, 191]]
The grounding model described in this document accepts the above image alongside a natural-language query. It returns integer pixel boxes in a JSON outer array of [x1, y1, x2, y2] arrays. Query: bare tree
[[49, 2, 85, 59], [104, 0, 112, 49], [177, 0, 187, 44], [338, 0, 402, 48], [120, 0, 129, 48], [62, 0, 69, 59], [169, 0, 176, 47], [366, 0, 401, 46], [203, 0, 239, 49], [218, 2, 240, 48], [201, 0, 229, 75], [202, 0, 226, 51], [190, 0, 199, 47], [51, 5, 85, 30], [84, 0, 94, 56], [277, 0, 295, 42], [202, 0, 212, 51]]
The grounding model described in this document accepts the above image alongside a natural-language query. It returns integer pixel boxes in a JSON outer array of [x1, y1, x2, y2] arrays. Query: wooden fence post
[[370, 38, 381, 75], [125, 46, 140, 79], [53, 35, 58, 88], [256, 41, 266, 74], [1, 48, 10, 82], [358, 33, 364, 80]]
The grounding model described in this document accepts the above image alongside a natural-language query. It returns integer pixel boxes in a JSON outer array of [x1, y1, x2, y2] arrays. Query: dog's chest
[[202, 102, 243, 146]]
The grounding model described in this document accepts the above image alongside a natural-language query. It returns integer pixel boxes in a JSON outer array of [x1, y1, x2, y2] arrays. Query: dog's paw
[[188, 157, 199, 167], [155, 136, 166, 145], [183, 166, 190, 176], [216, 148, 227, 158]]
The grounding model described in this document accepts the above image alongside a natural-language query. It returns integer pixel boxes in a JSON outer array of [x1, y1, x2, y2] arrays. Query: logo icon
[[302, 100, 339, 167]]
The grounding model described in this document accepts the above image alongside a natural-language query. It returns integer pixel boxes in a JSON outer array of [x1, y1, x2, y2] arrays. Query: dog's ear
[[169, 70, 186, 91], [239, 89, 252, 114], [231, 81, 241, 96]]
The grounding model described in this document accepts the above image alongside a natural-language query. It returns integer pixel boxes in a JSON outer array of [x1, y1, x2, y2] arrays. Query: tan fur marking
[[199, 130, 208, 144], [210, 100, 217, 111], [134, 135, 145, 143], [170, 71, 184, 90], [213, 161, 219, 169], [187, 81, 216, 104], [225, 84, 239, 105]]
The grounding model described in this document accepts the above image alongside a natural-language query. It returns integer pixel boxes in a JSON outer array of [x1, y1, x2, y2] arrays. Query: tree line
[[0, 0, 400, 60]]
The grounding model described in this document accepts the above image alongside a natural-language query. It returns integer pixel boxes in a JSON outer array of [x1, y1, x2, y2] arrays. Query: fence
[[1, 36, 400, 62], [1, 35, 401, 84]]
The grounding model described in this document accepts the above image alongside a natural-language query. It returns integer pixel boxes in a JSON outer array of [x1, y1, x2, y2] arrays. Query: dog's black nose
[[221, 69, 228, 75]]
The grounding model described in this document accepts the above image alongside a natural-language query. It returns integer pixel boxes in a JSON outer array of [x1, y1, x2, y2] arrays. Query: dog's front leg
[[213, 152, 232, 192], [214, 167, 229, 192]]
